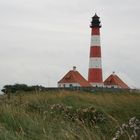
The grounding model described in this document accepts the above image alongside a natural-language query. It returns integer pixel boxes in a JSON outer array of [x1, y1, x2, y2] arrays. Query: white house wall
[[58, 83, 80, 87]]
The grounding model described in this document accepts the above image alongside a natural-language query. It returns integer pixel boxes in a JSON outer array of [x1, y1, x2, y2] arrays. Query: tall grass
[[0, 91, 139, 140]]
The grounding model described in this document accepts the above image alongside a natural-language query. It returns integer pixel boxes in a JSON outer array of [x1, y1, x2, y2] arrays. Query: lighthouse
[[88, 13, 103, 87]]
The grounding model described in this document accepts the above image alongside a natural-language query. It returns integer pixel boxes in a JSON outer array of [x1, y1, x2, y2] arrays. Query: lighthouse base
[[90, 83, 104, 87]]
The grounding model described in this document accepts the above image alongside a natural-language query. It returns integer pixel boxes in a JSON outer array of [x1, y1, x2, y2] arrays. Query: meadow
[[0, 90, 140, 140]]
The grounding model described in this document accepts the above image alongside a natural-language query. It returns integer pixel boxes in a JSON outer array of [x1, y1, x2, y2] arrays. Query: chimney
[[73, 66, 76, 71], [112, 71, 115, 75]]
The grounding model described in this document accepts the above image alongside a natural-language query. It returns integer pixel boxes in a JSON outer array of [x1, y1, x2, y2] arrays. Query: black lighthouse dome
[[90, 13, 101, 28]]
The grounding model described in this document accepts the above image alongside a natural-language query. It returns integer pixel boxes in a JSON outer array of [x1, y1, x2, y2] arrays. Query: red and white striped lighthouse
[[88, 13, 103, 87]]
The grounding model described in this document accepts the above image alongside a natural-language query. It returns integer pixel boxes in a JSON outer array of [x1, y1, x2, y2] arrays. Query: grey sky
[[0, 0, 140, 88]]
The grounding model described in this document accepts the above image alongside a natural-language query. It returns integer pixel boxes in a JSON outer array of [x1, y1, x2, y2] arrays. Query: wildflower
[[112, 117, 140, 140]]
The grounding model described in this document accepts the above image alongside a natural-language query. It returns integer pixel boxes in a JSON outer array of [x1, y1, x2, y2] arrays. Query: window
[[69, 84, 73, 87]]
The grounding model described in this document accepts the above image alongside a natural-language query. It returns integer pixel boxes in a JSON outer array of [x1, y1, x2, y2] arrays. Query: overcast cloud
[[0, 0, 140, 89]]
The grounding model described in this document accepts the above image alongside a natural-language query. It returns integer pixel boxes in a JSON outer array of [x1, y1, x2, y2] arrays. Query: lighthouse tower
[[88, 13, 103, 87]]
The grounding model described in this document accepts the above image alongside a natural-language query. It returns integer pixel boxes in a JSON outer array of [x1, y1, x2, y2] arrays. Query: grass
[[0, 90, 140, 140]]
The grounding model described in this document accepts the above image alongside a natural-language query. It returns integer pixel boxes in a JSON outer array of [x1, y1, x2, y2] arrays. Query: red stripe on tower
[[88, 13, 103, 87]]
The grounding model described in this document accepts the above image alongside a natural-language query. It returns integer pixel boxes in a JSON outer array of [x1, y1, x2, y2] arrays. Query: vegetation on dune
[[0, 91, 140, 140], [1, 84, 46, 94]]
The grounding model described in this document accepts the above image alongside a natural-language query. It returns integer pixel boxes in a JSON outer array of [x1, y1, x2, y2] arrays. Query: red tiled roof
[[104, 74, 129, 89], [58, 70, 91, 87]]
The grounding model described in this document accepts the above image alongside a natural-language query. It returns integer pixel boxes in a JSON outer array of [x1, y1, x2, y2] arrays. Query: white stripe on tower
[[88, 13, 103, 87], [90, 35, 101, 46], [89, 57, 102, 69]]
